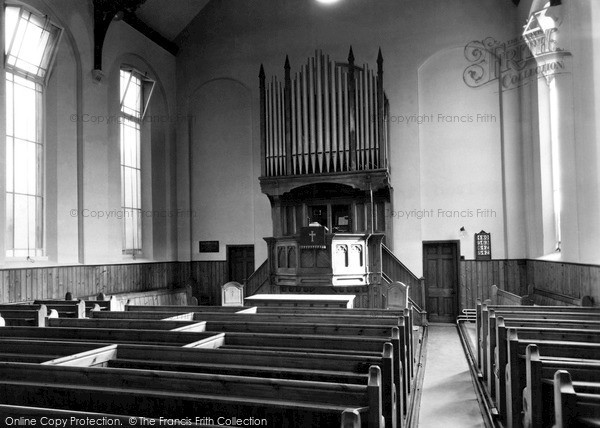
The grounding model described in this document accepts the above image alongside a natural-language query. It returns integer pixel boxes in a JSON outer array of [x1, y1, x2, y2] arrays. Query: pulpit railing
[[260, 48, 389, 177], [245, 259, 270, 296], [382, 245, 425, 310]]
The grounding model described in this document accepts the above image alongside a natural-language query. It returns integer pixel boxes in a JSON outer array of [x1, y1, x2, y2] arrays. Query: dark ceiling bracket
[[512, 0, 561, 6], [123, 12, 179, 56], [92, 0, 147, 80]]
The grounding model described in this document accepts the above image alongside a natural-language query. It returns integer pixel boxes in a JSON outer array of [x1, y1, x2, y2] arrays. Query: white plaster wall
[[175, 0, 523, 274], [0, 0, 179, 267], [188, 79, 255, 261], [418, 47, 505, 259]]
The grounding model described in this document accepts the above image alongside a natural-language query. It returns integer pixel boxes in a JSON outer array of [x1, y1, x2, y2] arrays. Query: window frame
[[118, 66, 155, 256], [4, 4, 62, 85], [3, 3, 61, 259]]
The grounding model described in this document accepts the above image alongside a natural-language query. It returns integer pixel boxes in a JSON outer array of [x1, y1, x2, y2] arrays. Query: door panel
[[424, 242, 458, 323], [228, 246, 255, 284]]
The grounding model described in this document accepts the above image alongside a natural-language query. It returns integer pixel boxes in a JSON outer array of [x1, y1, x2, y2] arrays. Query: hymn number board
[[475, 231, 491, 260]]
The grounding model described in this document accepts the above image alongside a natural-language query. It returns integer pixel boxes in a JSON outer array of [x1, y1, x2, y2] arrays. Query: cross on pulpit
[[300, 226, 326, 248]]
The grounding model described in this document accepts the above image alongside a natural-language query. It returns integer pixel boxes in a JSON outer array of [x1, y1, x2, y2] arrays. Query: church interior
[[0, 0, 598, 426]]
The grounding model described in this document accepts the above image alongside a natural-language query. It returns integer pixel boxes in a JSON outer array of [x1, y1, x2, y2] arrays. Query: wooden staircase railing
[[381, 245, 426, 311], [245, 260, 270, 297]]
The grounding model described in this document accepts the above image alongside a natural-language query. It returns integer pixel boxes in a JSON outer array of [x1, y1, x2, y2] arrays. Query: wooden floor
[[418, 323, 484, 428]]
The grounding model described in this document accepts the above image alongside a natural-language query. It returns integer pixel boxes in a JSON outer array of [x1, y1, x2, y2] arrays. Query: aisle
[[418, 323, 484, 428]]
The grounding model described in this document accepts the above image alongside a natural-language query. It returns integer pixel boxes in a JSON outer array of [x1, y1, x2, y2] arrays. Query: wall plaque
[[199, 241, 219, 253], [475, 231, 491, 260]]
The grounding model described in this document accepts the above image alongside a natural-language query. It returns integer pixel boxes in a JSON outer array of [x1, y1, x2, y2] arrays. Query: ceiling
[[135, 0, 211, 41]]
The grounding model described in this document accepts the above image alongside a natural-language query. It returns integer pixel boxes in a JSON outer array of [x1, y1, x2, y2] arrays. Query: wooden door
[[423, 242, 459, 322], [227, 246, 255, 284]]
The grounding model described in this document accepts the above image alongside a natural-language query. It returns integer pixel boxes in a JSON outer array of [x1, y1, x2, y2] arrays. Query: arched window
[[4, 5, 61, 258], [119, 67, 154, 255]]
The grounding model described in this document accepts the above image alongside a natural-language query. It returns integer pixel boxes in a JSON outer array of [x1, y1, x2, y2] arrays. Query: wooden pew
[[46, 318, 208, 332], [93, 309, 412, 410], [246, 304, 415, 378], [478, 301, 600, 378], [524, 344, 600, 428], [478, 304, 600, 386], [503, 329, 600, 428], [94, 305, 415, 421], [0, 339, 108, 363], [487, 309, 600, 405], [86, 295, 120, 311], [0, 362, 386, 427], [491, 285, 527, 305], [342, 409, 362, 428], [489, 311, 600, 412], [114, 342, 398, 427], [46, 316, 403, 425], [126, 304, 249, 313], [0, 304, 49, 326], [33, 300, 86, 318], [93, 310, 195, 320], [48, 317, 397, 337], [496, 321, 600, 422], [0, 326, 225, 347], [553, 370, 600, 428]]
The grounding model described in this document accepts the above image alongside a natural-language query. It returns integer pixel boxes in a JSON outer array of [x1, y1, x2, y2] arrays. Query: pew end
[[341, 409, 361, 428], [553, 370, 577, 428]]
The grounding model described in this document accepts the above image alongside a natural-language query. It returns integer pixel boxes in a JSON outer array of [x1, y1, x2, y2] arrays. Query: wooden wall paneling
[[485, 260, 492, 298], [13, 270, 19, 302], [71, 266, 78, 297], [76, 266, 83, 297], [583, 265, 597, 302], [61, 266, 68, 297], [142, 264, 149, 290], [569, 263, 579, 297], [512, 261, 525, 303], [477, 261, 484, 302], [459, 262, 467, 310], [71, 266, 77, 296], [130, 264, 136, 292], [7, 270, 13, 302], [37, 268, 43, 300], [59, 267, 67, 299], [107, 265, 114, 294], [1, 270, 7, 302], [464, 261, 471, 304], [119, 264, 126, 293], [18, 269, 25, 301], [49, 268, 56, 300], [112, 264, 119, 294], [468, 261, 474, 309], [26, 269, 33, 301], [67, 266, 73, 296], [116, 264, 122, 293], [498, 260, 505, 293], [24, 269, 29, 301], [13, 269, 19, 301], [549, 262, 558, 293], [99, 266, 107, 296], [589, 266, 600, 305], [131, 264, 138, 291], [491, 260, 499, 290]]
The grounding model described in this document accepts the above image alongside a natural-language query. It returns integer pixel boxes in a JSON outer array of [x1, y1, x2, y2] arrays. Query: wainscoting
[[459, 259, 600, 311], [1, 258, 598, 310], [0, 261, 228, 306], [460, 260, 527, 310]]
